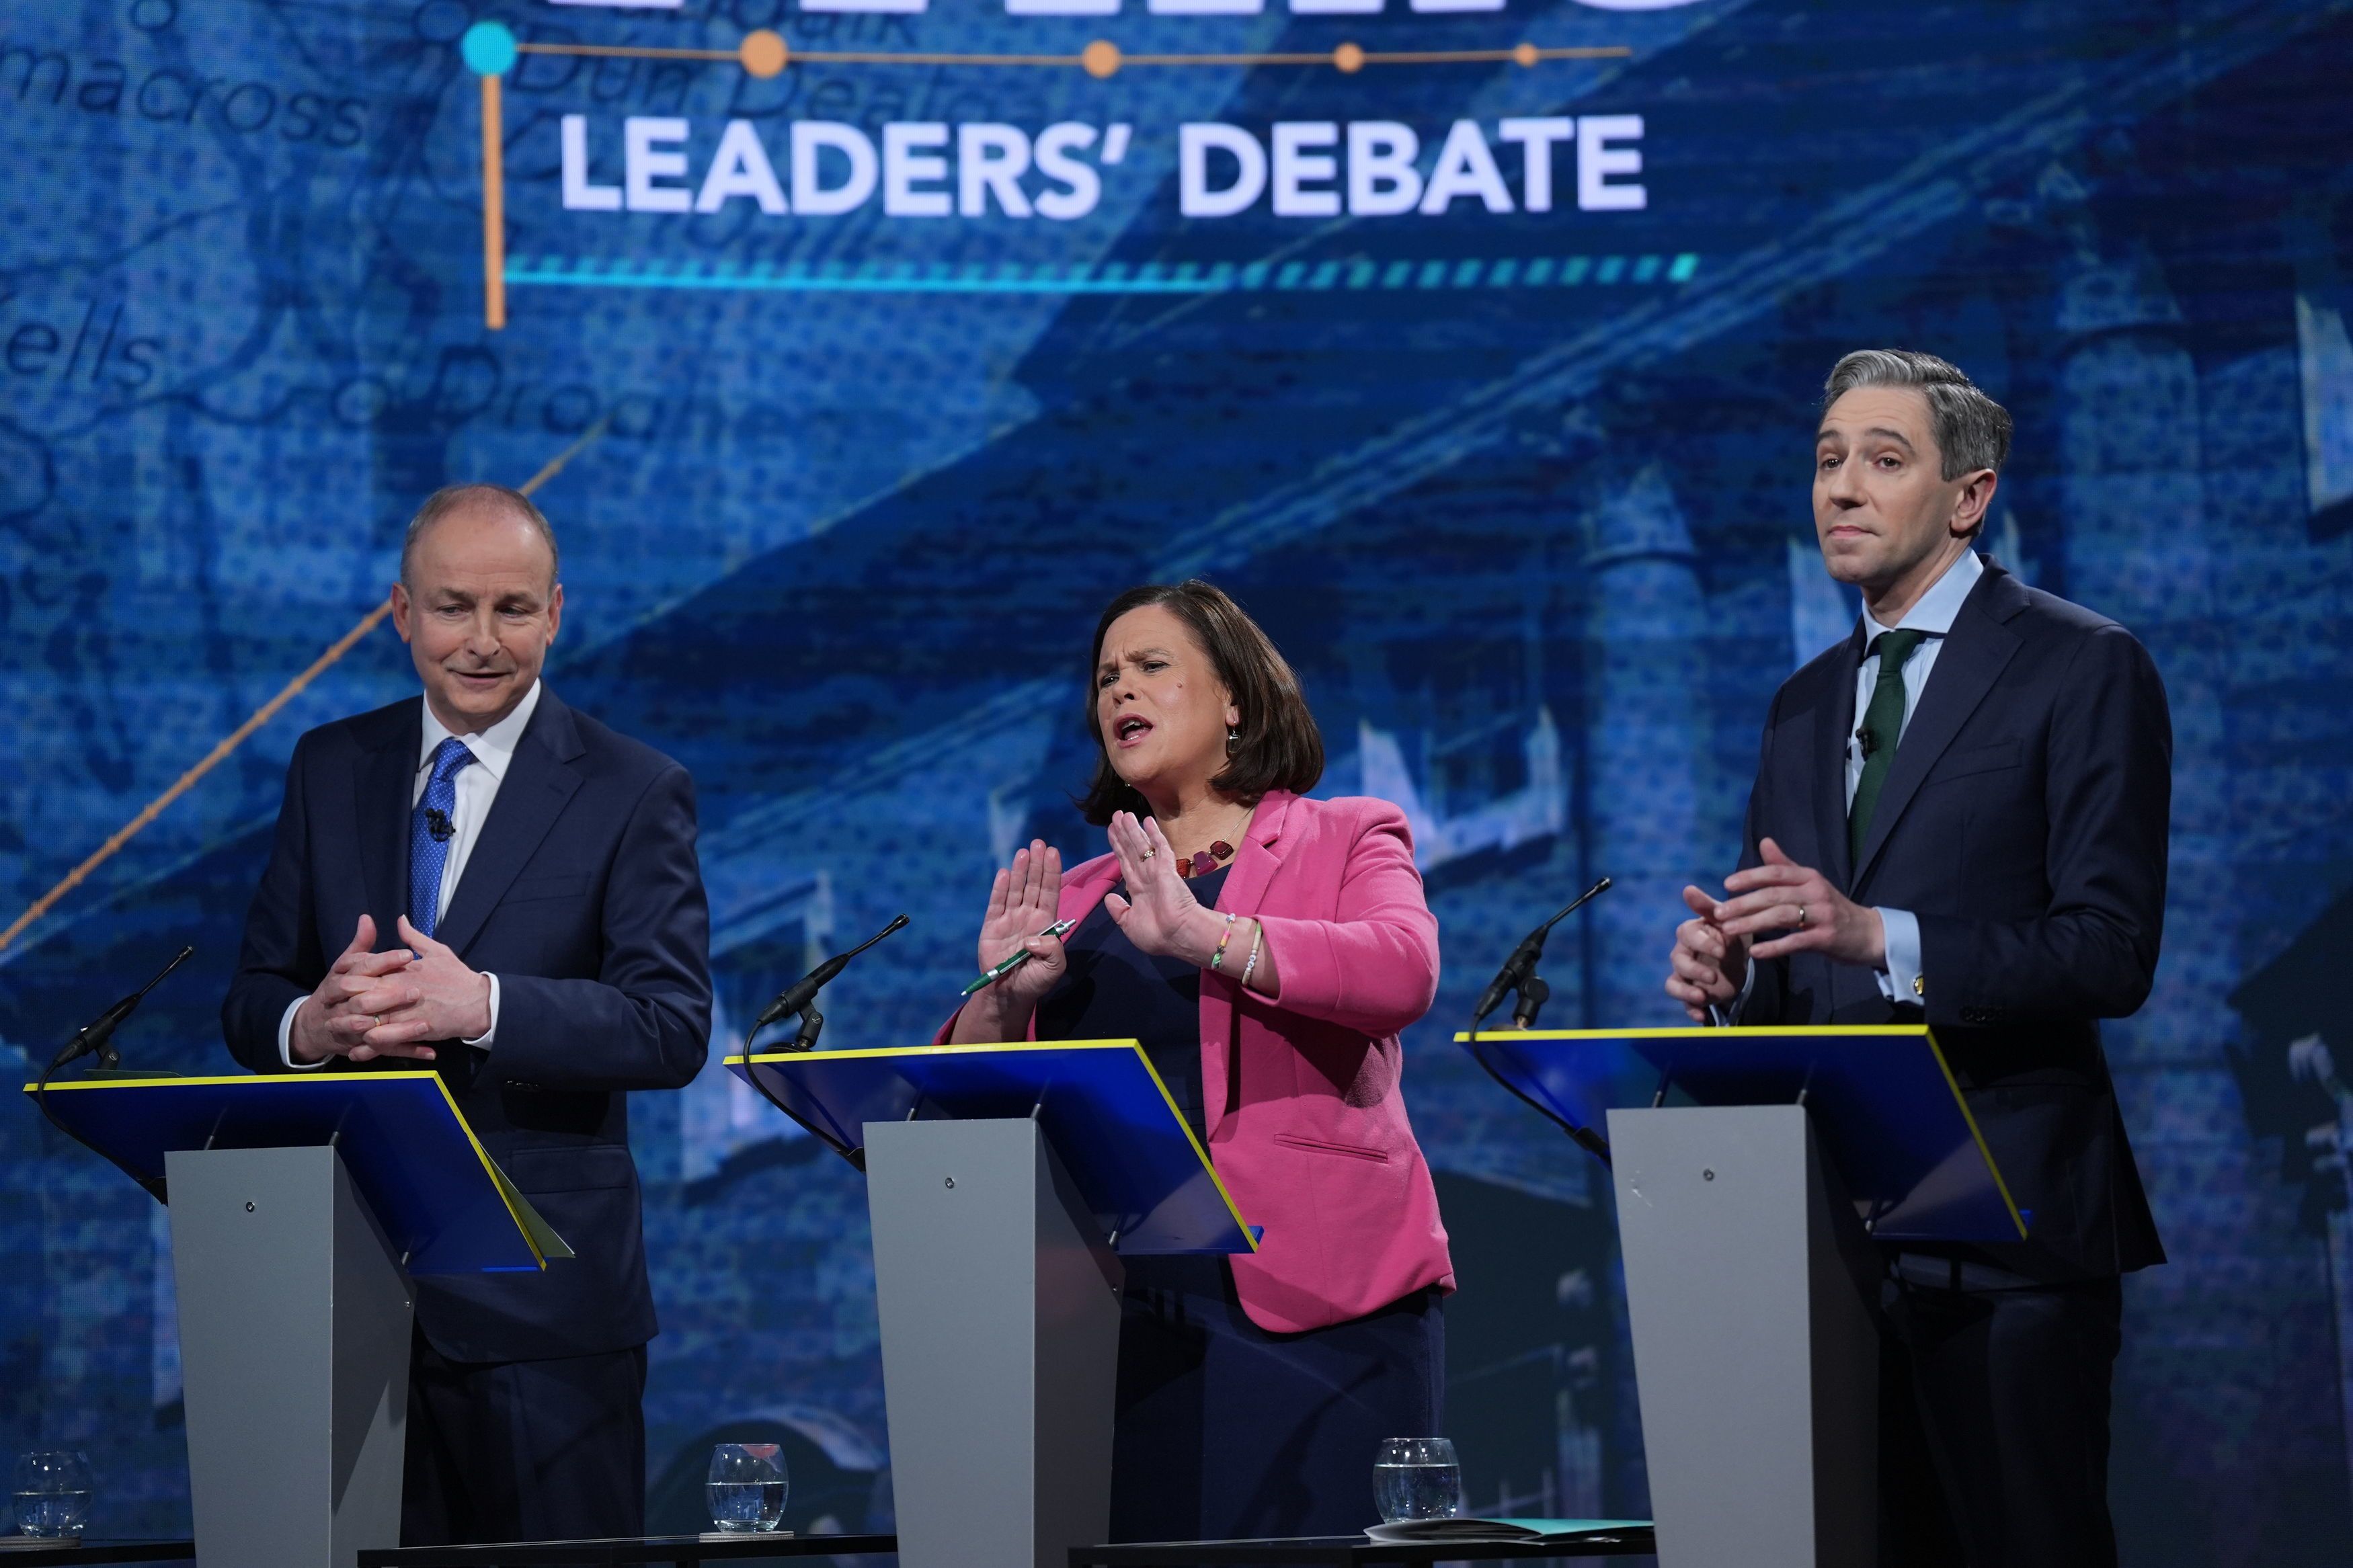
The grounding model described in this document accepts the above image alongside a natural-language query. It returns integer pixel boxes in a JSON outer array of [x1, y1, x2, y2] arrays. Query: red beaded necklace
[[1176, 840, 1236, 879]]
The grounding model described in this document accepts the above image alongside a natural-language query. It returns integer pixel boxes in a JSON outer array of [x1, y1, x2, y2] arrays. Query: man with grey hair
[[223, 483, 712, 1546], [1664, 351, 2170, 1565]]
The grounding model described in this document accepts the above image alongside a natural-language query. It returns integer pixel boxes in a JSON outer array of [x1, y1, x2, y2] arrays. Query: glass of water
[[707, 1442, 788, 1534], [1372, 1436, 1462, 1523], [13, 1450, 93, 1538]]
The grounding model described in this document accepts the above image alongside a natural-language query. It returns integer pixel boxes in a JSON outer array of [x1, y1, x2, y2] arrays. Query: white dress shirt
[[1718, 549, 1982, 1022], [278, 681, 543, 1067]]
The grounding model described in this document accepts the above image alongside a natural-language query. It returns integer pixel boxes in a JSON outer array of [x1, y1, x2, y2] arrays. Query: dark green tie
[[1849, 628, 1929, 864]]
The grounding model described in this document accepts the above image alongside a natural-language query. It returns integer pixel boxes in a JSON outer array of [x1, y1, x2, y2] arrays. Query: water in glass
[[13, 1450, 93, 1538], [705, 1442, 788, 1534], [1371, 1437, 1462, 1523]]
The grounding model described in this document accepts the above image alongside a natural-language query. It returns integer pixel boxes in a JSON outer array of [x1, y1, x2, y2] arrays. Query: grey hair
[[399, 483, 561, 588], [1822, 349, 2013, 480]]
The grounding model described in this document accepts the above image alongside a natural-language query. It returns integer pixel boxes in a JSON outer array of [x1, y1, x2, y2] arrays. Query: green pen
[[961, 918, 1078, 997]]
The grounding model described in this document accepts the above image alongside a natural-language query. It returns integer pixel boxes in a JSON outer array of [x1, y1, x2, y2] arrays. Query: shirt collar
[[417, 679, 543, 784], [1862, 548, 1983, 644]]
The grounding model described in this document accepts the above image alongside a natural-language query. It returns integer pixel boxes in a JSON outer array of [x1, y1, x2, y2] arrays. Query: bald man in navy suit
[[1667, 352, 2168, 1568], [223, 484, 711, 1546]]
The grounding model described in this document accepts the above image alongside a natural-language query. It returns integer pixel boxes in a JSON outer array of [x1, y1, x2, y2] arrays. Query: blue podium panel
[[23, 1073, 561, 1274], [729, 1041, 1258, 1256], [1462, 1026, 2026, 1243]]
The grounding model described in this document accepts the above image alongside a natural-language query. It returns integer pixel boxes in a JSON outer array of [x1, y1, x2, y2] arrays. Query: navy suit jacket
[[222, 689, 713, 1362], [1736, 559, 2168, 1279]]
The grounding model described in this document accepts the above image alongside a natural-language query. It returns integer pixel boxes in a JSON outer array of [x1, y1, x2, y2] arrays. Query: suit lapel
[[1213, 790, 1291, 923], [1851, 565, 2026, 886], [434, 693, 586, 958], [356, 701, 422, 940], [1815, 628, 1864, 892], [1195, 791, 1292, 1139]]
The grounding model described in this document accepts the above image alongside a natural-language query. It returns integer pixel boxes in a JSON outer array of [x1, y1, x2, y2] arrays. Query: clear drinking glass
[[1372, 1436, 1462, 1523], [13, 1450, 93, 1538], [706, 1442, 789, 1534]]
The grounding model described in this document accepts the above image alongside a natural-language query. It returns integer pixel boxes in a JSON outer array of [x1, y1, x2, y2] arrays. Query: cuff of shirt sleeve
[[278, 995, 329, 1070], [463, 973, 500, 1049], [1875, 908, 1923, 1002]]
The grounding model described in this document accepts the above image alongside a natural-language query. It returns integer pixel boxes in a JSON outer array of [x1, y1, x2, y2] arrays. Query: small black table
[[1070, 1531, 1656, 1565], [356, 1533, 897, 1567], [0, 1546, 194, 1565]]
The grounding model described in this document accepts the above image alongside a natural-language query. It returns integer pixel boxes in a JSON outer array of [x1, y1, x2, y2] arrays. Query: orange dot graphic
[[1513, 42, 1540, 67], [1333, 42, 1365, 73], [1082, 40, 1122, 78], [740, 30, 788, 78]]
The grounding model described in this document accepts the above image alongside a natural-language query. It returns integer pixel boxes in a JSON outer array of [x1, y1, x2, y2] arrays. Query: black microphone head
[[425, 807, 456, 842], [1472, 962, 1522, 1027], [753, 917, 910, 1034], [1856, 724, 1878, 758]]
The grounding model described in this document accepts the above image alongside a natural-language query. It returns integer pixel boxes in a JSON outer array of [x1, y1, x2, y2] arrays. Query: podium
[[729, 1040, 1257, 1568], [23, 1071, 568, 1568], [1462, 1026, 2024, 1568]]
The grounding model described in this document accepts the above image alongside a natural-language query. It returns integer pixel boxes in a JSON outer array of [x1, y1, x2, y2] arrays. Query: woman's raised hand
[[1103, 813, 1224, 964], [965, 838, 1067, 1026]]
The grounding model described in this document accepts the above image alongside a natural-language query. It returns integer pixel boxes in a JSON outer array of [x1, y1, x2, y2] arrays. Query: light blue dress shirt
[[1716, 548, 1982, 1020], [1852, 548, 1983, 1002]]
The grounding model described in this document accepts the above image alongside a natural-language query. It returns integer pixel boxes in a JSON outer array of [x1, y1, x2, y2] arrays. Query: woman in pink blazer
[[945, 579, 1454, 1542]]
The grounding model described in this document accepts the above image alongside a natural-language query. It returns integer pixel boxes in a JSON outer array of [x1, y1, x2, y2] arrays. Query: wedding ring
[[1140, 847, 1156, 860], [1796, 905, 1810, 929], [373, 1014, 384, 1028]]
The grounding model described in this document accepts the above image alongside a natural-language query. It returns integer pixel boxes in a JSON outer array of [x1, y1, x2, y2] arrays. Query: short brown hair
[[1076, 580, 1324, 825], [1822, 349, 2012, 479], [400, 483, 560, 589]]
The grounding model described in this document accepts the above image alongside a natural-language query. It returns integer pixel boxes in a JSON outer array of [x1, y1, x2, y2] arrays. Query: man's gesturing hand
[[288, 915, 436, 1065], [338, 916, 493, 1053], [1711, 837, 1885, 968], [1666, 885, 1749, 1022]]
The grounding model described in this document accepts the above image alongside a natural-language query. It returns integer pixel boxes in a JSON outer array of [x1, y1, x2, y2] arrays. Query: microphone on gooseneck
[[1464, 882, 1616, 1169], [34, 945, 194, 1202], [1469, 878, 1613, 1030], [50, 945, 195, 1073], [751, 914, 912, 1049], [424, 807, 456, 843]]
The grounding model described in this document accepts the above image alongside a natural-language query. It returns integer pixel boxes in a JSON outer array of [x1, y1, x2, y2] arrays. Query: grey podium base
[[865, 1118, 1125, 1568], [1608, 1105, 1878, 1568], [166, 1145, 414, 1568]]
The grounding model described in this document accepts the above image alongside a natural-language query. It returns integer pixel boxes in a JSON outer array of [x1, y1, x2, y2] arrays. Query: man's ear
[[389, 581, 414, 645], [1950, 468, 1998, 537], [546, 582, 564, 644]]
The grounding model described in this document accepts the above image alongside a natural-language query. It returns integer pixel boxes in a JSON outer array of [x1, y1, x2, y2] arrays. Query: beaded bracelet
[[1240, 921, 1265, 990], [1208, 911, 1238, 971]]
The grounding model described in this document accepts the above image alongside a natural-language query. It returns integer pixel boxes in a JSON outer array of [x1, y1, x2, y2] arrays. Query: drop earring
[[1226, 725, 1241, 756]]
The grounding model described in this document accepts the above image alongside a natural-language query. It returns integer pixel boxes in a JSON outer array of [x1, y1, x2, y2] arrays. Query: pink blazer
[[942, 790, 1456, 1334]]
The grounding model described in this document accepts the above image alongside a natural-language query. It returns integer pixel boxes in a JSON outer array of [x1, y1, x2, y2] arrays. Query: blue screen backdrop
[[2, 1, 2350, 1561]]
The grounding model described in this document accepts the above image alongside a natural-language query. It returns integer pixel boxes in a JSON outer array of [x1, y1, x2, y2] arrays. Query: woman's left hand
[[1103, 812, 1226, 965]]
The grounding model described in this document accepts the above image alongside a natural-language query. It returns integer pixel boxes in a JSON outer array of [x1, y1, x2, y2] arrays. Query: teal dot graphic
[[461, 20, 518, 77]]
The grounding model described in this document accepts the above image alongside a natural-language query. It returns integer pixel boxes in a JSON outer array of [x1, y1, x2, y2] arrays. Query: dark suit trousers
[[1876, 1269, 2123, 1568], [401, 1326, 648, 1546]]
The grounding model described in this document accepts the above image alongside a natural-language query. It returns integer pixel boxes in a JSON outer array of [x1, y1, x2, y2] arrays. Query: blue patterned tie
[[409, 737, 477, 938]]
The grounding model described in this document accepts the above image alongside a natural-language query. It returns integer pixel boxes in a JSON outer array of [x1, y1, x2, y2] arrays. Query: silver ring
[[1796, 905, 1809, 929], [373, 1014, 384, 1028], [1140, 847, 1157, 861]]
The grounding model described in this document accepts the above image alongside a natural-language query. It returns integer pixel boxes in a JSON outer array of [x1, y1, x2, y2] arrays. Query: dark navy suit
[[1734, 559, 2168, 1566], [222, 688, 711, 1543]]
